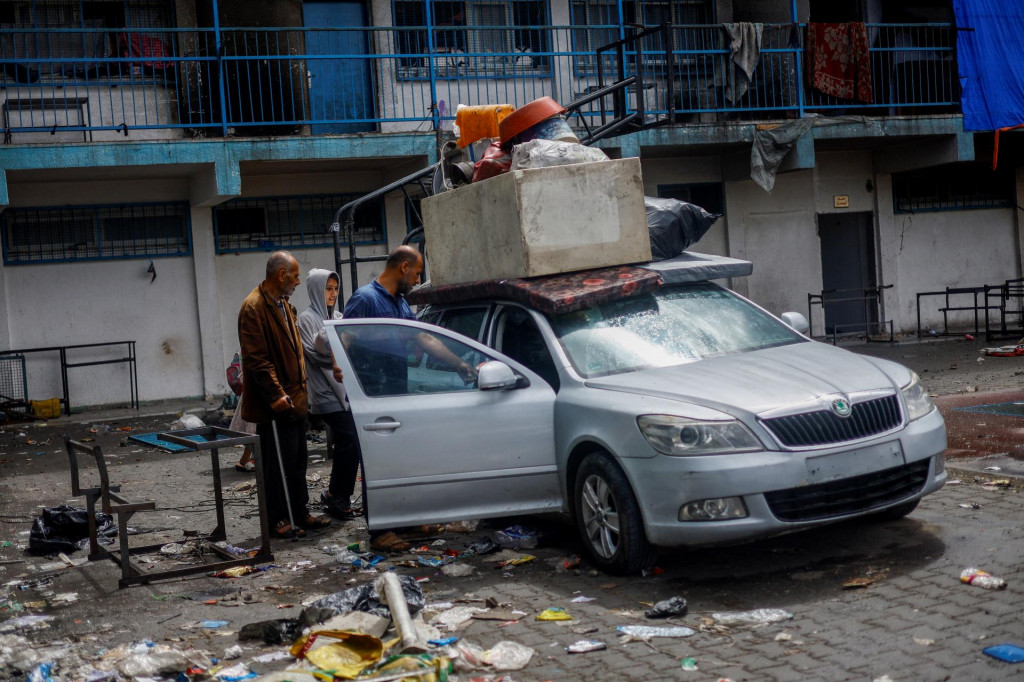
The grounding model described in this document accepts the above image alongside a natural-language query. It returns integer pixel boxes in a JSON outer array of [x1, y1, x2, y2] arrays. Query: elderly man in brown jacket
[[238, 251, 330, 538]]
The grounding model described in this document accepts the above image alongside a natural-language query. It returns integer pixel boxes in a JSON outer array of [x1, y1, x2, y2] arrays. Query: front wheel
[[574, 452, 651, 575]]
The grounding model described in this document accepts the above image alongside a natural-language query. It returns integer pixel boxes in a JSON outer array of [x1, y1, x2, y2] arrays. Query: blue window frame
[[392, 0, 552, 80], [213, 193, 386, 254], [892, 164, 1014, 214], [1, 201, 191, 265]]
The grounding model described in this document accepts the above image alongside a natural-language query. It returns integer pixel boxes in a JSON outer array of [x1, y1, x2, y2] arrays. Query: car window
[[438, 306, 489, 342], [548, 282, 804, 378], [495, 307, 560, 391], [335, 324, 493, 397]]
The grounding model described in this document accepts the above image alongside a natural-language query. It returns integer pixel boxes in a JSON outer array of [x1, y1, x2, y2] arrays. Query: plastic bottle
[[960, 567, 1007, 590]]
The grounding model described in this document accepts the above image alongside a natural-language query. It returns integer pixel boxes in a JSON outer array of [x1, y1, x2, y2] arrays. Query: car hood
[[584, 341, 909, 417]]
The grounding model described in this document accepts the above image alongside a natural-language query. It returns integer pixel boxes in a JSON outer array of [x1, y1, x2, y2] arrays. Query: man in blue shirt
[[342, 245, 475, 551]]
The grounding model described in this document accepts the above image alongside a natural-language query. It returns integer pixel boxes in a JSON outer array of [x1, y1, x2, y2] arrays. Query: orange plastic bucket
[[455, 104, 515, 148], [498, 96, 567, 144]]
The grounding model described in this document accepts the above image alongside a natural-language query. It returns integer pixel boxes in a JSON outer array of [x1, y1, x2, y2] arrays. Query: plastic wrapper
[[616, 625, 696, 638], [960, 567, 1007, 590], [171, 413, 205, 430], [116, 645, 208, 678], [237, 618, 303, 645], [451, 640, 534, 672], [509, 139, 608, 171], [566, 640, 606, 653], [494, 525, 540, 550], [644, 596, 688, 619], [471, 141, 513, 183], [535, 608, 572, 621], [304, 575, 425, 620], [441, 563, 475, 577], [467, 537, 500, 555], [710, 609, 793, 626], [28, 505, 116, 556], [644, 196, 720, 261]]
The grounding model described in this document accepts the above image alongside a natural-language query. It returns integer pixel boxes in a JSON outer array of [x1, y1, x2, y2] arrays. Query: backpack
[[226, 352, 243, 396]]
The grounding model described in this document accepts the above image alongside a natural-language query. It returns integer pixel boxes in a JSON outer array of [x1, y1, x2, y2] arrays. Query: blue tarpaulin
[[953, 0, 1024, 131]]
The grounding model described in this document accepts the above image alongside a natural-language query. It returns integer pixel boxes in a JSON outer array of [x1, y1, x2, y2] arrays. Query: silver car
[[325, 260, 946, 575]]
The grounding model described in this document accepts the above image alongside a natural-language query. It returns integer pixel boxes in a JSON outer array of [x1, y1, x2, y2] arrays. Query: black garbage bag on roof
[[645, 196, 721, 261], [28, 505, 117, 556], [300, 575, 425, 623]]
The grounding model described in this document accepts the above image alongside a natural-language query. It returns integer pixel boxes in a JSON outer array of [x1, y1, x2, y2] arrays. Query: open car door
[[325, 318, 560, 530]]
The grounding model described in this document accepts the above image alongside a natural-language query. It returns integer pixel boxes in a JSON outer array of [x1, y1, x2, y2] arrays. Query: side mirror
[[780, 312, 810, 335], [478, 361, 519, 390]]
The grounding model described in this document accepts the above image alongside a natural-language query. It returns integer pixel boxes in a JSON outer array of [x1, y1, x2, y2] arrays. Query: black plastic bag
[[238, 618, 303, 644], [645, 196, 720, 261], [28, 505, 116, 556], [301, 575, 424, 622], [644, 596, 689, 619]]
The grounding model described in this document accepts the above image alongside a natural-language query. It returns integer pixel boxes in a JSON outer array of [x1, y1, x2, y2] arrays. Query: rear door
[[325, 318, 560, 529]]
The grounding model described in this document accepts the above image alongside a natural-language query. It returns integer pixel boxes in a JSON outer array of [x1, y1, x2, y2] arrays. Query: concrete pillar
[[0, 257, 10, 349], [190, 205, 227, 397]]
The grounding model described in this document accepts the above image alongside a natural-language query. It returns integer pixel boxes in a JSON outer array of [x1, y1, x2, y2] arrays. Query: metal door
[[325, 318, 561, 530], [303, 1, 375, 134], [818, 211, 878, 335]]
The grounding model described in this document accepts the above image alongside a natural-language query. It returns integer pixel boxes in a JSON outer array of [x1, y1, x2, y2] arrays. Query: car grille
[[761, 394, 902, 447], [764, 459, 931, 522]]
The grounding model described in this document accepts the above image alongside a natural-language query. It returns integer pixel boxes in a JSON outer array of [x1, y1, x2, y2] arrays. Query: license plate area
[[805, 440, 905, 484]]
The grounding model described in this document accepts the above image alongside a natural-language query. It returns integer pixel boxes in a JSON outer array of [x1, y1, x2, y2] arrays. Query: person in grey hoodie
[[297, 268, 363, 519]]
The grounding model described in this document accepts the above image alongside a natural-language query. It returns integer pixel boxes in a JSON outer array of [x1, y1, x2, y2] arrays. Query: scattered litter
[[775, 633, 793, 642], [562, 554, 581, 570], [170, 414, 205, 430], [214, 663, 258, 681], [958, 503, 981, 510], [251, 650, 293, 663], [617, 625, 696, 639], [431, 606, 487, 631], [466, 537, 500, 555], [913, 637, 935, 646], [494, 525, 540, 550], [571, 625, 599, 635], [202, 620, 230, 628], [429, 636, 459, 647], [982, 644, 1024, 663], [644, 596, 688, 618], [223, 644, 244, 659], [451, 640, 534, 672], [960, 567, 1007, 590], [444, 520, 480, 533], [947, 479, 963, 485], [680, 657, 699, 671], [536, 608, 573, 621], [471, 609, 528, 622], [710, 609, 793, 626], [441, 563, 475, 577], [0, 615, 53, 633], [842, 577, 879, 589], [983, 479, 1012, 489], [983, 466, 1003, 472], [570, 595, 597, 603], [211, 566, 265, 579], [238, 619, 303, 645], [566, 640, 606, 654]]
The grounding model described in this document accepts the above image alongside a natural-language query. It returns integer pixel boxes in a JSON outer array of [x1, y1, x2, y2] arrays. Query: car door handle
[[363, 421, 402, 432]]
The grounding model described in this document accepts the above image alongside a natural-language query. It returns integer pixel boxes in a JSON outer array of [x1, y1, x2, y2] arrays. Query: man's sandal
[[370, 531, 411, 553], [299, 514, 332, 530], [274, 520, 306, 538]]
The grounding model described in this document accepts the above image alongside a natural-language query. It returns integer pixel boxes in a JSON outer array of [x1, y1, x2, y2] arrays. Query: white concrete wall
[[640, 156, 728, 257]]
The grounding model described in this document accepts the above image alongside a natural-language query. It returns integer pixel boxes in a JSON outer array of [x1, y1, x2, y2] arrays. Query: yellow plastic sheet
[[455, 104, 515, 148], [289, 630, 384, 679], [536, 607, 573, 621]]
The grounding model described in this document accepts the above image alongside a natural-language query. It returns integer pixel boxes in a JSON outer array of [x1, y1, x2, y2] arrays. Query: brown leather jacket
[[237, 282, 308, 424]]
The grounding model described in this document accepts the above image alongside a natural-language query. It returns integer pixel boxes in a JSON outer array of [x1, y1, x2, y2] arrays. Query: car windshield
[[548, 282, 805, 378]]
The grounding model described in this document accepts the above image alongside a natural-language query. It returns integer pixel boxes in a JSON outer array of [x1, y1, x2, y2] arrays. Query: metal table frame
[[65, 426, 273, 588]]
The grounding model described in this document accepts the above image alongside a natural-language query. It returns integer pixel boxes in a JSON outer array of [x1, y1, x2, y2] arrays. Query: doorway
[[818, 211, 878, 335], [303, 1, 376, 134]]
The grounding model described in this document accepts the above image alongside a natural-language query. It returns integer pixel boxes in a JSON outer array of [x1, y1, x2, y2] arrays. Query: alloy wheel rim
[[581, 474, 620, 559]]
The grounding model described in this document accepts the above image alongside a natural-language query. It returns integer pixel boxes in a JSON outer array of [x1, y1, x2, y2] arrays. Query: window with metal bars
[[0, 0, 175, 85], [392, 0, 550, 79], [892, 163, 1015, 214], [569, 0, 714, 76], [213, 194, 386, 254], [1, 201, 190, 264]]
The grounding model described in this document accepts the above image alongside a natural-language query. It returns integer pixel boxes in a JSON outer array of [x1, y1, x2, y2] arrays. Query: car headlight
[[637, 415, 763, 456], [901, 372, 935, 421]]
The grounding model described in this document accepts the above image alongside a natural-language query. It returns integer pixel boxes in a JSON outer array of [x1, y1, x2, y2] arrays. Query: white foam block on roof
[[640, 251, 753, 284]]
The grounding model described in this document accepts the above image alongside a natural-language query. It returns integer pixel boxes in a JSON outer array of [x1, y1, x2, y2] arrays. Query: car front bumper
[[621, 407, 947, 548]]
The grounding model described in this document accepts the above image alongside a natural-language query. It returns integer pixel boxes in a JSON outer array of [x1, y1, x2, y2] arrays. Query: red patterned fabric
[[119, 32, 172, 71], [406, 266, 663, 315], [807, 22, 873, 103]]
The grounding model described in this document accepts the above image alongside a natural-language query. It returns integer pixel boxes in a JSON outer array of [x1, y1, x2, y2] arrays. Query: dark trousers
[[257, 417, 308, 527], [320, 409, 361, 503]]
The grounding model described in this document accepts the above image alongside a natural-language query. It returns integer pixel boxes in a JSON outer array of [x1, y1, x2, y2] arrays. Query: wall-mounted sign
[[834, 195, 850, 208]]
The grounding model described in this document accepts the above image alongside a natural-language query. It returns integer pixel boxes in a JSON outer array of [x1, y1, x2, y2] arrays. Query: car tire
[[574, 452, 651, 575], [868, 498, 920, 521]]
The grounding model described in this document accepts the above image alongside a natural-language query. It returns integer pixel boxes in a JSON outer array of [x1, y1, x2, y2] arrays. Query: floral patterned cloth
[[807, 22, 873, 103], [406, 265, 663, 315]]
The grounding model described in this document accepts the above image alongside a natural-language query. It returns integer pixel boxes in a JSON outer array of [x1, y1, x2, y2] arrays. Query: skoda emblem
[[831, 397, 853, 418]]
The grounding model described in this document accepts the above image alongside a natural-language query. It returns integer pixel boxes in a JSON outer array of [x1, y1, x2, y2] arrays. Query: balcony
[[0, 23, 959, 144]]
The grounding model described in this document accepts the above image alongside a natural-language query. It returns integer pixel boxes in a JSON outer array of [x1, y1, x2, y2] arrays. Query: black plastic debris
[[467, 537, 500, 556], [645, 196, 720, 261], [644, 596, 689, 619], [28, 505, 116, 556], [301, 575, 425, 622], [237, 618, 303, 645]]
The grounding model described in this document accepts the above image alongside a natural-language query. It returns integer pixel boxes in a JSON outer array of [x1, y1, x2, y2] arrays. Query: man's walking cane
[[271, 418, 299, 541]]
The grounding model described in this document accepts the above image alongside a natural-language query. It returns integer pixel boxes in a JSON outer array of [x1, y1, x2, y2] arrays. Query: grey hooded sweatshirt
[[297, 268, 348, 415]]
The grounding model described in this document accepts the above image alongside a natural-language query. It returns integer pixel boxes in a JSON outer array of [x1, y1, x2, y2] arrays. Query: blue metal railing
[[0, 23, 959, 142]]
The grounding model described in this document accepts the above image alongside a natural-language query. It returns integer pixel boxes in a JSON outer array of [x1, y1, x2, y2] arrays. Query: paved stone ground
[[2, 340, 1023, 680]]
